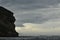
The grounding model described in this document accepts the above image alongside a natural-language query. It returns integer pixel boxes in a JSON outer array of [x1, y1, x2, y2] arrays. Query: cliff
[[0, 6, 18, 37]]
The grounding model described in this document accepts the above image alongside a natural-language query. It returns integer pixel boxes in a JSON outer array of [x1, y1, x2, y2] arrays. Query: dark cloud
[[0, 0, 60, 26], [1, 0, 60, 10]]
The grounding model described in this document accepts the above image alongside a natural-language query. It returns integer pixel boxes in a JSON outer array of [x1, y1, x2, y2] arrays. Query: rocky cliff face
[[0, 6, 18, 37]]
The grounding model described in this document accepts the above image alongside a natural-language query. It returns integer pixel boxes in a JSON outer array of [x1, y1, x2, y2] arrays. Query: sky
[[1, 0, 60, 36]]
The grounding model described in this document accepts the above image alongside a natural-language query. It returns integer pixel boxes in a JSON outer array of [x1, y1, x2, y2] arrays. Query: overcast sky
[[1, 0, 60, 36]]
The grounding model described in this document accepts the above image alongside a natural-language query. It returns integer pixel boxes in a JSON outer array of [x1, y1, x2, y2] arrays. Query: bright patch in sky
[[16, 22, 60, 36]]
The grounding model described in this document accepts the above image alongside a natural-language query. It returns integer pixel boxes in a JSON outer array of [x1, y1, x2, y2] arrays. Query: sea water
[[0, 36, 60, 40]]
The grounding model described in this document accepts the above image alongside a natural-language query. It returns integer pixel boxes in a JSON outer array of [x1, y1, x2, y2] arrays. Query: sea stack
[[0, 6, 18, 37]]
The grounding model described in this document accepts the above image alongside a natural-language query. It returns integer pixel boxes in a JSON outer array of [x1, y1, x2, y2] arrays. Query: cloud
[[1, 0, 60, 10], [15, 20, 60, 36], [15, 8, 60, 26], [1, 0, 60, 27]]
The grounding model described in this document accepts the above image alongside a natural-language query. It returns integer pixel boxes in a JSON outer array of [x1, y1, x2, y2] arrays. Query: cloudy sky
[[1, 0, 60, 36]]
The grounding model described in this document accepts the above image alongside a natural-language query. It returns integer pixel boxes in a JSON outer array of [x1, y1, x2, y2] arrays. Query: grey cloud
[[15, 11, 60, 26], [1, 0, 60, 10], [1, 0, 60, 26]]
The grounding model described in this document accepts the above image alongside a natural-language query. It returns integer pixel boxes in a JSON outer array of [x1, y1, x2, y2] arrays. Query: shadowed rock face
[[0, 6, 18, 37]]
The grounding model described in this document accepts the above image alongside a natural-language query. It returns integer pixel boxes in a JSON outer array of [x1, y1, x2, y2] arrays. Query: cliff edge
[[0, 6, 18, 37]]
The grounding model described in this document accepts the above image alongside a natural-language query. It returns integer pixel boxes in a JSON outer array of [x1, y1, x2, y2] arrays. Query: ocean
[[0, 36, 60, 40]]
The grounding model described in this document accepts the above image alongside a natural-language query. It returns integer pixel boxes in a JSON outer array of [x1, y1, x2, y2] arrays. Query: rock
[[0, 6, 18, 37]]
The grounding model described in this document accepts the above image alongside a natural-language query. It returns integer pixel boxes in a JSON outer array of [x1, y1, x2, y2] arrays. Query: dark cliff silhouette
[[0, 6, 18, 37]]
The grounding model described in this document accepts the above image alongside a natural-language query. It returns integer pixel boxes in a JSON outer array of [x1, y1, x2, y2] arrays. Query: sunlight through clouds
[[15, 21, 60, 36]]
